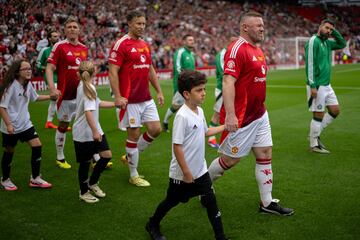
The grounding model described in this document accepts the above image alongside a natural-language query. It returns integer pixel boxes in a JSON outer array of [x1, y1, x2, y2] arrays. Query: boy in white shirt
[[146, 70, 228, 240]]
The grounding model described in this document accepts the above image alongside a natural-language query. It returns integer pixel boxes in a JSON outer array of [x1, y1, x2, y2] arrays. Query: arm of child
[[205, 125, 225, 137], [173, 143, 194, 183], [36, 95, 51, 101], [99, 101, 115, 108], [85, 110, 101, 142], [0, 107, 14, 134]]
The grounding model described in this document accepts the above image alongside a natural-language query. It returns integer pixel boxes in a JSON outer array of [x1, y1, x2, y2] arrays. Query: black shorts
[[167, 172, 213, 203], [74, 134, 110, 163], [2, 126, 39, 148]]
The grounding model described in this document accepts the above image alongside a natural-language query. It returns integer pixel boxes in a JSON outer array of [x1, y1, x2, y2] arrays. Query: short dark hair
[[47, 27, 57, 40], [240, 11, 263, 24], [182, 34, 193, 41], [321, 19, 335, 27], [127, 10, 146, 22], [178, 70, 207, 98]]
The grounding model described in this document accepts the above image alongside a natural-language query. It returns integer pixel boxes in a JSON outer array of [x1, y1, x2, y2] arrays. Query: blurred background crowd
[[0, 0, 359, 79]]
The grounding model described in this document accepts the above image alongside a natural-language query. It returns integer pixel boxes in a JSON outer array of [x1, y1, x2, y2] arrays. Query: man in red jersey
[[207, 12, 294, 216], [46, 16, 88, 169], [108, 10, 164, 187]]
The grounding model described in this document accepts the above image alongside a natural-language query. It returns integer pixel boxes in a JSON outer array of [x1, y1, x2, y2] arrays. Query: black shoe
[[259, 200, 294, 216], [162, 122, 169, 133], [317, 137, 327, 150], [145, 221, 166, 240]]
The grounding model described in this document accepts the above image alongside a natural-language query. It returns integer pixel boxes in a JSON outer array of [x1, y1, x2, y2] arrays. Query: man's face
[[242, 16, 264, 44], [318, 22, 334, 40], [128, 16, 146, 38], [184, 36, 195, 50], [49, 32, 60, 45], [64, 22, 80, 40]]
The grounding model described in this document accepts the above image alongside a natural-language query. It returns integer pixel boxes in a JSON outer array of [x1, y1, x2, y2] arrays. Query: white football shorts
[[57, 99, 76, 122], [307, 85, 339, 112], [218, 111, 273, 158], [213, 88, 223, 113], [120, 99, 160, 128]]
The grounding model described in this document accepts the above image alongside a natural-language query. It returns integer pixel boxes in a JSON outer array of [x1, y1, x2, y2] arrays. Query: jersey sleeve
[[328, 29, 346, 50], [223, 44, 243, 80], [47, 44, 60, 66], [28, 83, 39, 102], [172, 113, 186, 145], [0, 85, 14, 108], [108, 42, 125, 67], [306, 38, 319, 88]]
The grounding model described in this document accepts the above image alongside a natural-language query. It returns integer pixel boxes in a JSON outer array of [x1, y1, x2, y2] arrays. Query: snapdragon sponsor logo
[[254, 77, 266, 82], [133, 64, 150, 69]]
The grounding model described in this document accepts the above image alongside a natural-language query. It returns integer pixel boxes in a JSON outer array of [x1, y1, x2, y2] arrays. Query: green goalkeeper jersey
[[215, 47, 226, 91], [305, 29, 345, 88], [36, 46, 58, 83], [173, 47, 195, 93]]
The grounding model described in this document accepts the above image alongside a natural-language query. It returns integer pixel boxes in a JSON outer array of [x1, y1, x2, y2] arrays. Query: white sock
[[137, 132, 154, 152], [208, 157, 227, 182], [55, 130, 66, 160], [126, 140, 139, 177], [47, 100, 57, 122], [93, 153, 100, 162], [321, 112, 335, 131], [163, 108, 174, 124], [255, 159, 273, 207], [309, 119, 322, 147]]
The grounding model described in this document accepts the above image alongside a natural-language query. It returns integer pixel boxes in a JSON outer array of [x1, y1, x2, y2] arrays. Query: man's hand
[[157, 92, 164, 107], [225, 113, 238, 132], [311, 88, 317, 99], [50, 88, 61, 101], [115, 97, 128, 109], [6, 124, 14, 135], [183, 171, 194, 183], [93, 131, 102, 142]]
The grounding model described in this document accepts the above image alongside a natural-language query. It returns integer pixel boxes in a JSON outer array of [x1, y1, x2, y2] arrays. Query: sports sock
[[208, 157, 228, 182], [1, 151, 14, 180], [309, 118, 322, 147], [126, 140, 139, 177], [163, 107, 176, 124], [138, 132, 154, 152], [321, 112, 335, 131], [55, 128, 66, 160], [89, 157, 111, 185], [255, 158, 273, 207], [31, 146, 42, 178], [47, 100, 57, 122], [78, 161, 91, 195], [93, 153, 100, 162]]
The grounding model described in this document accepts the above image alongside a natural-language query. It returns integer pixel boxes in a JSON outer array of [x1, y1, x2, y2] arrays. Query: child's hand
[[93, 131, 102, 142], [183, 171, 194, 183], [6, 124, 14, 134]]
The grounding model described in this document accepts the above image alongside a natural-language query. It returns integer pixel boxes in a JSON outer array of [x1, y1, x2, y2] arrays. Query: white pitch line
[[334, 68, 360, 73]]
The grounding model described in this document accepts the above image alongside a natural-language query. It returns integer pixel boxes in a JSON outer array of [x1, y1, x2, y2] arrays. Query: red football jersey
[[108, 35, 152, 103], [47, 40, 88, 101], [220, 37, 267, 128]]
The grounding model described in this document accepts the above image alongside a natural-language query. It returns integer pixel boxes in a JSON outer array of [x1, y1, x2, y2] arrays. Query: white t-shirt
[[73, 82, 103, 142], [0, 80, 38, 134], [169, 104, 208, 180]]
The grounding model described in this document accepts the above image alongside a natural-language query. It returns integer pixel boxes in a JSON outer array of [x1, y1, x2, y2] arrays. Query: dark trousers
[[150, 172, 226, 239]]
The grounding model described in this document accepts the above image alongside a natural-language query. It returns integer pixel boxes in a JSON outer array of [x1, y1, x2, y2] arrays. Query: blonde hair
[[79, 61, 96, 100]]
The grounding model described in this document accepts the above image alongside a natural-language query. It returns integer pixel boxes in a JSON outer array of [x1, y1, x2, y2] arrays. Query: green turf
[[0, 64, 359, 240]]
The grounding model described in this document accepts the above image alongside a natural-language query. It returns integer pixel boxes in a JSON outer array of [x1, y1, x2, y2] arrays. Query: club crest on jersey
[[227, 60, 235, 69], [140, 54, 146, 63], [130, 118, 136, 124], [317, 104, 322, 110], [231, 147, 238, 154], [110, 52, 117, 59]]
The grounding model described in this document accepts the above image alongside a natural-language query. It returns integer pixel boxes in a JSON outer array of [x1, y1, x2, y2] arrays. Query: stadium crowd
[[0, 0, 359, 80]]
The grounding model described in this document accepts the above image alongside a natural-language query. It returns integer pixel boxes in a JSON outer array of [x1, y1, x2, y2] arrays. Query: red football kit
[[47, 40, 88, 104], [108, 34, 152, 104], [220, 37, 267, 132]]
